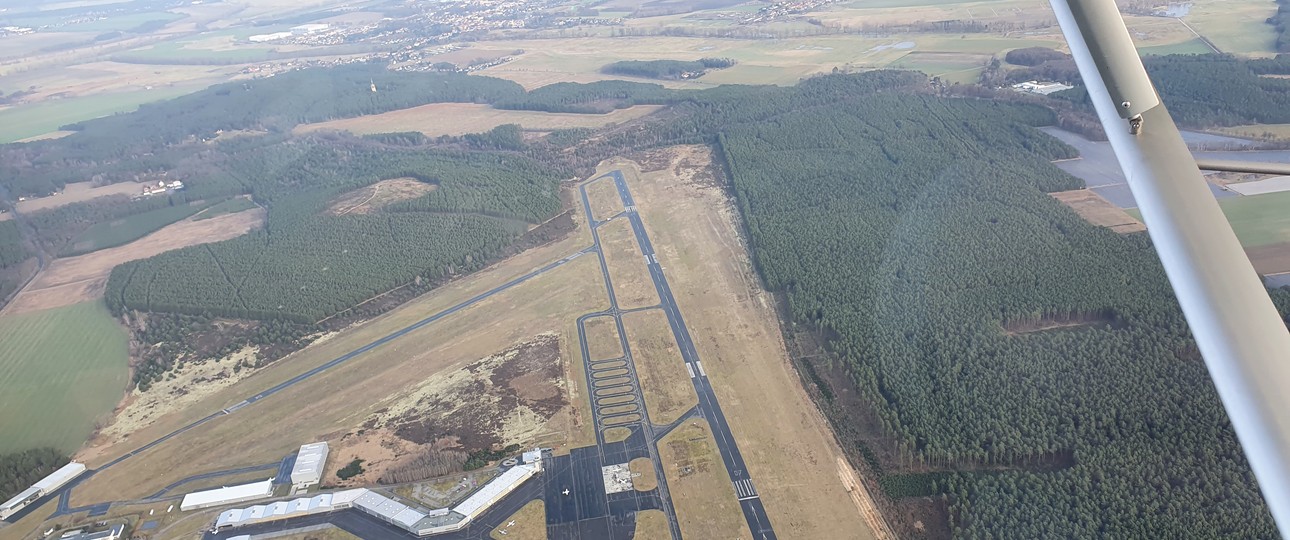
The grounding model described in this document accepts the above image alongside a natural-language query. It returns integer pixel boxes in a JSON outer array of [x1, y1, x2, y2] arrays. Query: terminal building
[[180, 479, 274, 511], [56, 524, 125, 540], [215, 457, 543, 536], [0, 462, 87, 520], [290, 442, 329, 492]]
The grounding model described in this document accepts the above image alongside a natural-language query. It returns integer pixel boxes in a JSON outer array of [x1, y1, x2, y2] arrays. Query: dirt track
[[2, 208, 265, 315]]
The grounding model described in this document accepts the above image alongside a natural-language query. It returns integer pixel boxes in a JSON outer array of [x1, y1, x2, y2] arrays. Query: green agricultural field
[[117, 41, 275, 63], [891, 51, 989, 83], [193, 197, 257, 221], [1220, 191, 1290, 247], [0, 87, 197, 143], [1128, 191, 1290, 247], [0, 301, 128, 455], [61, 201, 213, 256], [1138, 38, 1216, 56], [1186, 0, 1278, 55]]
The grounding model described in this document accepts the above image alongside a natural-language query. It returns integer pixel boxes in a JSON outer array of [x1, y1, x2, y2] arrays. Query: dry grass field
[[1051, 189, 1146, 234], [491, 500, 545, 540], [3, 208, 266, 315], [296, 103, 664, 137], [584, 315, 625, 361], [586, 178, 626, 222], [622, 309, 697, 425], [615, 146, 886, 539], [659, 420, 749, 540], [633, 509, 671, 540], [68, 200, 605, 506], [15, 180, 146, 213], [629, 457, 657, 491], [598, 217, 660, 310]]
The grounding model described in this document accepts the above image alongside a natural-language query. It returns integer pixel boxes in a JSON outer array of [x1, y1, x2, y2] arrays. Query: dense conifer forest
[[705, 74, 1279, 539], [104, 142, 560, 322], [600, 58, 736, 79], [3, 60, 1288, 537]]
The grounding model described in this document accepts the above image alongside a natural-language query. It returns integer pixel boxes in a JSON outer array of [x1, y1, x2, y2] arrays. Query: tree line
[[0, 448, 67, 502], [600, 58, 736, 80], [104, 140, 561, 323], [697, 71, 1278, 538]]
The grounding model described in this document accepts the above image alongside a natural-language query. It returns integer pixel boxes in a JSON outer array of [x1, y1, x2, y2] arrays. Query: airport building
[[0, 462, 87, 520], [55, 524, 125, 540], [215, 489, 366, 530], [214, 456, 543, 536], [180, 479, 274, 511], [290, 442, 329, 491]]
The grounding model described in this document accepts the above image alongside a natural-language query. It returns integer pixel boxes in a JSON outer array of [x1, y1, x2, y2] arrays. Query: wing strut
[[1051, 0, 1290, 534]]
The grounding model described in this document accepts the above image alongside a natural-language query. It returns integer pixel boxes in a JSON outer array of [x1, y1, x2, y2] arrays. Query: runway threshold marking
[[686, 363, 696, 378], [695, 361, 706, 377]]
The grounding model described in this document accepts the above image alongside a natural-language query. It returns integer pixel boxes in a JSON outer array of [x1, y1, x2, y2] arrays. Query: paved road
[[6, 249, 589, 523], [603, 170, 778, 539], [23, 168, 777, 540]]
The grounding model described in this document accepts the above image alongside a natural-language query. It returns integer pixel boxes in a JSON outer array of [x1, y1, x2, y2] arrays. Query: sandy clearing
[[3, 208, 265, 315], [296, 103, 664, 137], [1051, 189, 1146, 234]]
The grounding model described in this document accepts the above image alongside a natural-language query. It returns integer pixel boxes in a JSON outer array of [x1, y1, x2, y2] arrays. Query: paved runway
[[604, 170, 779, 539], [7, 250, 588, 523], [24, 169, 777, 540]]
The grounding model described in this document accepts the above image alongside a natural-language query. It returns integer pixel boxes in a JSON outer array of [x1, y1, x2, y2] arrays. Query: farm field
[[890, 51, 989, 83], [296, 103, 664, 137], [1184, 0, 1279, 55], [67, 201, 603, 505], [1051, 189, 1146, 234], [1129, 191, 1290, 274], [61, 201, 212, 256], [479, 33, 1066, 87], [14, 181, 145, 213], [1138, 38, 1216, 56], [3, 207, 265, 315], [1220, 191, 1290, 247], [0, 86, 197, 143], [617, 146, 885, 539], [0, 301, 129, 455], [1215, 123, 1290, 141]]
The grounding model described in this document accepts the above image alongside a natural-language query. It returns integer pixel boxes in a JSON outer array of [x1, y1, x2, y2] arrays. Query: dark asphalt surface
[[603, 170, 778, 539], [6, 249, 588, 524], [24, 169, 778, 540]]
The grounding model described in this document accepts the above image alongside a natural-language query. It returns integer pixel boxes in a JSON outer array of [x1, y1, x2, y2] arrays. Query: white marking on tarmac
[[686, 363, 696, 378], [696, 361, 706, 377]]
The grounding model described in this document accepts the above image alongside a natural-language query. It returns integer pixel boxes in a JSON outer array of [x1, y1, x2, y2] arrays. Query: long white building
[[214, 458, 543, 536], [180, 479, 274, 511], [0, 462, 86, 520]]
